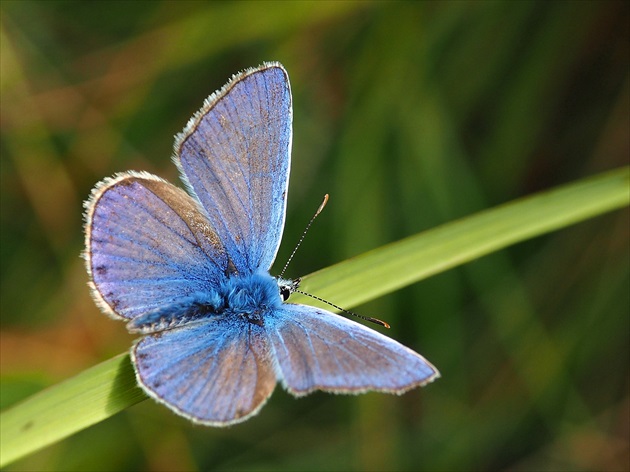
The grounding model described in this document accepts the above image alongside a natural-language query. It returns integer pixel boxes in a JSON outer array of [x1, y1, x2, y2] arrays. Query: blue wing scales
[[174, 63, 292, 274], [132, 318, 276, 425], [267, 305, 440, 395], [85, 172, 227, 320]]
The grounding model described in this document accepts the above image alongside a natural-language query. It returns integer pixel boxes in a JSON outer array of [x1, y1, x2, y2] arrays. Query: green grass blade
[[0, 354, 145, 467], [1, 166, 627, 467], [296, 166, 629, 307]]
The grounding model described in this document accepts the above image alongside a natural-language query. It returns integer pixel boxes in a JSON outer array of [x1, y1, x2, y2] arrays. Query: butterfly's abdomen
[[127, 291, 223, 334]]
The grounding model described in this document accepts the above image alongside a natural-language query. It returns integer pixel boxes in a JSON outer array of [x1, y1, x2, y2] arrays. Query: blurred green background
[[1, 1, 628, 470]]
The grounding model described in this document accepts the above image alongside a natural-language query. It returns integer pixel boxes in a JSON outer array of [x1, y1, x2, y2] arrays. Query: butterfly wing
[[84, 172, 228, 321], [174, 63, 292, 274], [132, 319, 276, 425], [267, 305, 440, 395]]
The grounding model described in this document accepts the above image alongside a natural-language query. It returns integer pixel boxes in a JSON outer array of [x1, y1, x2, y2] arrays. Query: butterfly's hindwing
[[133, 317, 276, 426], [268, 304, 439, 395]]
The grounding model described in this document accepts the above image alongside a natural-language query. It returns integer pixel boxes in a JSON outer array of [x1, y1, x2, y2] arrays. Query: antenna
[[294, 289, 390, 329], [279, 194, 329, 278], [278, 193, 391, 330]]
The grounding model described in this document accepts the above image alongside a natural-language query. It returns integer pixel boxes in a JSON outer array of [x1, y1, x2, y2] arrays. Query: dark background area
[[1, 1, 628, 470]]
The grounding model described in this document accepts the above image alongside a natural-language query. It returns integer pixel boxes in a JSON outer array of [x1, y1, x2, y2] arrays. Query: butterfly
[[84, 62, 439, 426]]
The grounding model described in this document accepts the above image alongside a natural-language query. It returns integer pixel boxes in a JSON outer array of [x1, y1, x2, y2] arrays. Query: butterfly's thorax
[[221, 270, 283, 326]]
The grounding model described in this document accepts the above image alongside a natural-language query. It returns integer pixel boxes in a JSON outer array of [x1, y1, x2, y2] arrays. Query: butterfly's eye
[[280, 286, 291, 301], [277, 277, 300, 302]]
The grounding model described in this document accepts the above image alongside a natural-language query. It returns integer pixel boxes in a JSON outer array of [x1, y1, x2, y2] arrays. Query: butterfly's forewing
[[268, 305, 440, 395], [85, 172, 228, 320], [174, 63, 292, 274], [133, 319, 276, 425]]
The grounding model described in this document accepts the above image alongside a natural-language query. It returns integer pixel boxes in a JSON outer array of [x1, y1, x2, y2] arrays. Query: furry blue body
[[127, 271, 283, 333]]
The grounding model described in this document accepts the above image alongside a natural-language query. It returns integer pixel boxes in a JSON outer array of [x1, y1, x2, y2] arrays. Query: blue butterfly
[[84, 62, 439, 426]]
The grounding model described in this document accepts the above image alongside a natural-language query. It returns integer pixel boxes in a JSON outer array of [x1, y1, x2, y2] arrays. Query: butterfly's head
[[277, 277, 301, 302]]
